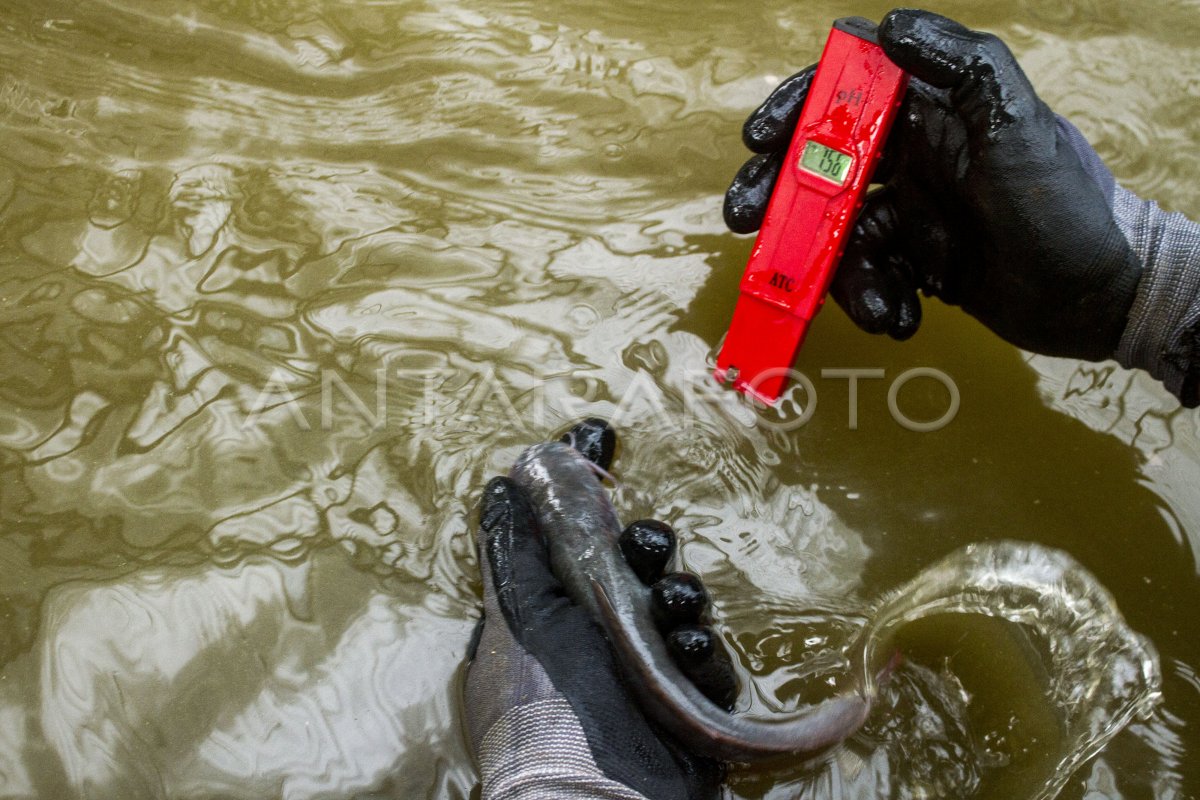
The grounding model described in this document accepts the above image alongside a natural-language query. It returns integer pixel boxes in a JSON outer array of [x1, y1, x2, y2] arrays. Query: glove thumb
[[878, 8, 1045, 138], [476, 476, 565, 634]]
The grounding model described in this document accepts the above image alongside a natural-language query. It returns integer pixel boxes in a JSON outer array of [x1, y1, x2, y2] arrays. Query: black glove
[[725, 8, 1142, 361], [463, 427, 735, 800]]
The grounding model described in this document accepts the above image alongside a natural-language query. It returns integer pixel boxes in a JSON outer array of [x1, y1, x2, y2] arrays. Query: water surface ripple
[[0, 1, 1196, 798]]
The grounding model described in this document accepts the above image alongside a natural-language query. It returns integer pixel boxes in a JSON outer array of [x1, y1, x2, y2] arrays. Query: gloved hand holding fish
[[465, 420, 1161, 799]]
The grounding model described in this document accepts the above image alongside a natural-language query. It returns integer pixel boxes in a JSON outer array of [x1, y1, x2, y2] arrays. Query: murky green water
[[0, 0, 1196, 797]]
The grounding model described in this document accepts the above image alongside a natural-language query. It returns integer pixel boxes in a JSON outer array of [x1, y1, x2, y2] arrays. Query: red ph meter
[[715, 17, 907, 404]]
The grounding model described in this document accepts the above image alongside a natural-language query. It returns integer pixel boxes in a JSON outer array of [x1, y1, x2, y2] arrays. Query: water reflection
[[35, 552, 472, 798], [0, 0, 1195, 797]]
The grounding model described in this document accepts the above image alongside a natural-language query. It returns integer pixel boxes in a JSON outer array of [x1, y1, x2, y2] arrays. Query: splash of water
[[851, 540, 1162, 799]]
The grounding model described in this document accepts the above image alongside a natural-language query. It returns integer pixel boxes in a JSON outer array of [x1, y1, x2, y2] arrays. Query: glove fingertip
[[851, 286, 899, 335], [479, 476, 517, 534], [741, 66, 816, 153], [620, 519, 676, 585], [650, 572, 709, 629], [666, 625, 738, 712], [833, 266, 898, 335], [741, 113, 777, 155], [723, 194, 764, 234], [724, 153, 781, 234], [878, 8, 978, 89], [889, 287, 923, 341], [479, 477, 564, 619]]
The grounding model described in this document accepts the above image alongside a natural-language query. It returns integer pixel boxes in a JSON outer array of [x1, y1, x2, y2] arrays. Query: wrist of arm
[[1113, 186, 1200, 407]]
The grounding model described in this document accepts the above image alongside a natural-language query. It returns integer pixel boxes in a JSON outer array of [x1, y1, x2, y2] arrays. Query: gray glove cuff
[[478, 698, 652, 800], [1113, 186, 1200, 406], [466, 550, 652, 800]]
